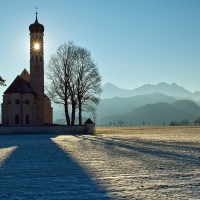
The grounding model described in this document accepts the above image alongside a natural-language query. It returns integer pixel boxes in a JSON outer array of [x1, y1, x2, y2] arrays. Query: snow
[[0, 129, 199, 199]]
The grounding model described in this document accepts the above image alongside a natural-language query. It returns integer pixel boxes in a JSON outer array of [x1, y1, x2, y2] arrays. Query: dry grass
[[95, 126, 200, 142]]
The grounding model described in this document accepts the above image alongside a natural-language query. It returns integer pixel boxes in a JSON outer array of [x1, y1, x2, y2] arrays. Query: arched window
[[26, 115, 30, 124], [26, 99, 30, 105], [15, 115, 19, 124]]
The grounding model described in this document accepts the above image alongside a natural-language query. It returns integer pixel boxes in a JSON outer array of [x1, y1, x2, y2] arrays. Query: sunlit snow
[[0, 130, 199, 199], [0, 146, 18, 168]]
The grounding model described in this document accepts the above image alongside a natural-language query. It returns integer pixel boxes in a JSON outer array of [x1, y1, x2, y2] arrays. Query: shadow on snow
[[0, 134, 112, 200], [79, 135, 200, 168]]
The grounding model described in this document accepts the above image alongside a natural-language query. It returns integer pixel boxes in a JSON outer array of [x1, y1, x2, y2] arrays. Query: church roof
[[84, 118, 94, 124], [20, 69, 30, 82], [4, 75, 33, 94]]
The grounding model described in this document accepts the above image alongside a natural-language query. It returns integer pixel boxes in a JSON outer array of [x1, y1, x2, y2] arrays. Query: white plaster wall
[[1, 94, 9, 125], [44, 96, 53, 124], [21, 93, 35, 125], [85, 124, 94, 134], [33, 102, 36, 125], [2, 93, 36, 126], [10, 94, 21, 126]]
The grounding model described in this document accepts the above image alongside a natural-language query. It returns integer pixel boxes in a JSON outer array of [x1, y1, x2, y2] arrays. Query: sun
[[30, 37, 43, 58], [34, 43, 40, 50]]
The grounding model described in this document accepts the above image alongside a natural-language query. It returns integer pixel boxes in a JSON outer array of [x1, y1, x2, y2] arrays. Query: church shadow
[[0, 134, 112, 200]]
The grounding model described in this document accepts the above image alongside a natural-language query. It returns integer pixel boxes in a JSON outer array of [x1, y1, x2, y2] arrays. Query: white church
[[1, 13, 53, 126]]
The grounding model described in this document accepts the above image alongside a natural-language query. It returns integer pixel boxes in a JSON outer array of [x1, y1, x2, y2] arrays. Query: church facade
[[1, 13, 53, 126]]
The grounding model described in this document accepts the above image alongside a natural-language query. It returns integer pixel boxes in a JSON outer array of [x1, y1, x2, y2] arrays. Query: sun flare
[[34, 43, 40, 50]]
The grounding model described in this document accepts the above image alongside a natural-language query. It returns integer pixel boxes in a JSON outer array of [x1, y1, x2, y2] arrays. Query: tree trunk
[[71, 100, 76, 125], [64, 103, 70, 125], [78, 99, 82, 125]]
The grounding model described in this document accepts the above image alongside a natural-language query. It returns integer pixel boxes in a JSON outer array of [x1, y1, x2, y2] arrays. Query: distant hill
[[101, 82, 200, 101], [97, 100, 200, 126], [96, 92, 177, 118], [171, 100, 200, 118], [53, 93, 178, 120], [53, 94, 200, 122]]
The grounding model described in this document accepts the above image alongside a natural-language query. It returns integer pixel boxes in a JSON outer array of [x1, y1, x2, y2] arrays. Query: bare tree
[[45, 41, 102, 125], [90, 107, 97, 133], [45, 42, 77, 125], [75, 47, 102, 125], [0, 76, 6, 86], [118, 120, 124, 127]]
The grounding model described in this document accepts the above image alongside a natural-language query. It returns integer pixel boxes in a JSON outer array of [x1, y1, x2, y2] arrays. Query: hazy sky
[[0, 0, 200, 99]]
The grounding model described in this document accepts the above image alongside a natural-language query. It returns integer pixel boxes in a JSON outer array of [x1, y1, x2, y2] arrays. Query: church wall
[[33, 102, 36, 125], [21, 93, 35, 126], [44, 96, 53, 124], [0, 125, 85, 134], [2, 92, 53, 126], [2, 94, 10, 125], [2, 93, 36, 126], [10, 93, 21, 126]]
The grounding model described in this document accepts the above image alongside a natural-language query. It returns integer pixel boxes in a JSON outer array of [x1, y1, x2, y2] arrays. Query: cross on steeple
[[35, 7, 38, 23], [36, 7, 38, 15]]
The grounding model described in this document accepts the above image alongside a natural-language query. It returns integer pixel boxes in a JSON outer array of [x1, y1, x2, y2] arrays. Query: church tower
[[29, 12, 44, 125], [1, 12, 52, 126]]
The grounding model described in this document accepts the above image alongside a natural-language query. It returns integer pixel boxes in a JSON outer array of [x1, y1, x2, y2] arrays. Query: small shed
[[84, 118, 94, 134]]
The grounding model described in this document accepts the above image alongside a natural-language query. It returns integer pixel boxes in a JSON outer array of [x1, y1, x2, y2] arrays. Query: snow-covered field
[[0, 127, 199, 199]]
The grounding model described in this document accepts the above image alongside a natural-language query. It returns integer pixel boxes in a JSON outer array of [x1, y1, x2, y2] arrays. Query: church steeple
[[29, 11, 44, 33], [29, 11, 44, 125], [35, 11, 38, 23]]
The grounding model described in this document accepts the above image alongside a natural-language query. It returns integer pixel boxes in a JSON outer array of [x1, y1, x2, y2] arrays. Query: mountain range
[[96, 82, 200, 125], [96, 92, 177, 118], [97, 100, 200, 126], [101, 82, 200, 101], [50, 82, 200, 126]]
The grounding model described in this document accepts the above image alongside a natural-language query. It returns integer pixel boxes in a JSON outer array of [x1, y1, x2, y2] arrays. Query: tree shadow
[[80, 135, 200, 168], [0, 134, 112, 200]]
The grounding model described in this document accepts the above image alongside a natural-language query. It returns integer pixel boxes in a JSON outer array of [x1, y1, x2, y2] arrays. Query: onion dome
[[29, 12, 44, 33]]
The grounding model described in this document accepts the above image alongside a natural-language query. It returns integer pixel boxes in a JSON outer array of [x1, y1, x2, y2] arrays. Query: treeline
[[194, 117, 200, 126], [54, 117, 88, 125], [98, 117, 200, 127], [169, 119, 191, 126], [170, 117, 200, 126]]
